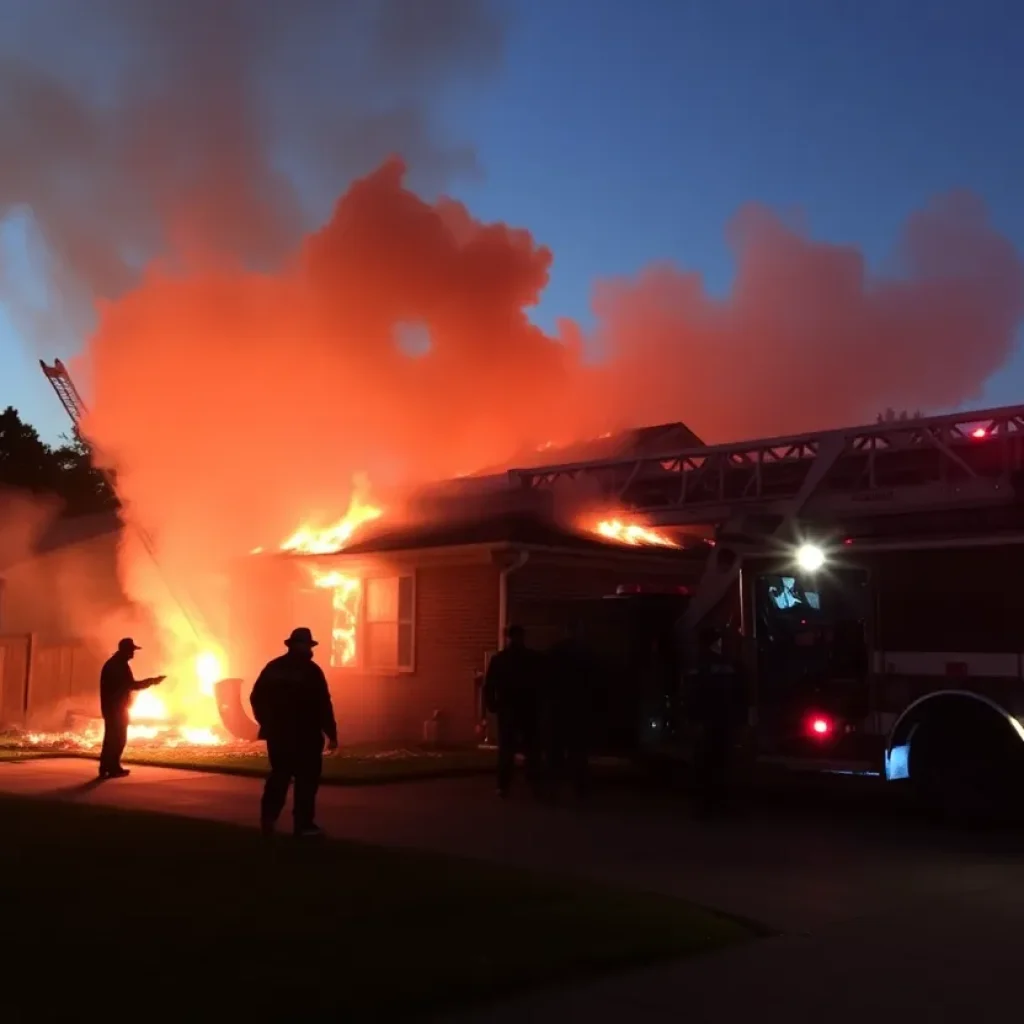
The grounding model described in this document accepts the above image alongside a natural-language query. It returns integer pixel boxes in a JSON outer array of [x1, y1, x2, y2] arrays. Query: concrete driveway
[[3, 757, 1023, 1022]]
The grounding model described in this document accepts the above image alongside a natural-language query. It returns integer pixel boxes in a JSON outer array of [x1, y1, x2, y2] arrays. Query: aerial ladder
[[39, 358, 208, 648], [508, 403, 1024, 629]]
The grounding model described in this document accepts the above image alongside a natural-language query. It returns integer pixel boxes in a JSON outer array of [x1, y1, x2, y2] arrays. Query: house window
[[363, 575, 415, 671], [302, 572, 415, 672]]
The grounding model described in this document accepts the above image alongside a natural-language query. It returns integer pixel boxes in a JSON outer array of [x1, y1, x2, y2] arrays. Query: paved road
[[4, 757, 1024, 1022]]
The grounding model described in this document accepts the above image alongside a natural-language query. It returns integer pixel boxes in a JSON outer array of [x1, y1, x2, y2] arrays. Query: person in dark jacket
[[250, 627, 338, 838], [545, 621, 595, 798], [98, 638, 165, 779], [688, 626, 745, 818], [484, 624, 540, 798]]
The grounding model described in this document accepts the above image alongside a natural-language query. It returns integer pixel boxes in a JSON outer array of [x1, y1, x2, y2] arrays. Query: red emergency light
[[971, 427, 988, 439], [805, 713, 834, 739]]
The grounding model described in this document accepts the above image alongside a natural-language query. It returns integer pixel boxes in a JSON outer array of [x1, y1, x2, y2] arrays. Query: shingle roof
[[335, 511, 703, 559]]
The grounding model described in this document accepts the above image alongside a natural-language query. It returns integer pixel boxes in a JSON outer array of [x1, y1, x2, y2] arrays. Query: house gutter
[[497, 549, 530, 648]]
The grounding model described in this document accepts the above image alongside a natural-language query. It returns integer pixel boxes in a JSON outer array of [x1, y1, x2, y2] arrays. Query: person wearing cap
[[249, 627, 338, 838], [98, 638, 166, 779]]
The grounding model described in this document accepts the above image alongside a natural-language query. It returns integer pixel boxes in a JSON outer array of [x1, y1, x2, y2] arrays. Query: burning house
[[2, 417, 710, 751], [224, 422, 710, 748], [231, 513, 706, 748]]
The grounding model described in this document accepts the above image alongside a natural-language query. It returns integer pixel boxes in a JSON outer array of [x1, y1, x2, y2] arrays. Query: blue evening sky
[[2, 0, 1022, 441]]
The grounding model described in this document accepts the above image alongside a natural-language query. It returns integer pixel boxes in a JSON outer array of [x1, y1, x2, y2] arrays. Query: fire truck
[[509, 405, 1024, 818]]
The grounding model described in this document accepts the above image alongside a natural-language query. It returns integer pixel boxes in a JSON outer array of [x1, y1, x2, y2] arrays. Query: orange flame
[[310, 569, 362, 666], [276, 474, 382, 667], [281, 473, 382, 555], [130, 687, 167, 721], [125, 648, 226, 746], [592, 518, 679, 548]]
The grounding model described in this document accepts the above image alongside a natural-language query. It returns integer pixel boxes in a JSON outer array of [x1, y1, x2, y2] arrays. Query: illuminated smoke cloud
[[78, 162, 1024, 573], [584, 191, 1024, 442], [0, 0, 504, 345]]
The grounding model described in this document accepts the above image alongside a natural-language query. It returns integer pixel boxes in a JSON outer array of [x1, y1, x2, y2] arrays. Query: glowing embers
[[592, 518, 679, 548], [311, 569, 363, 667]]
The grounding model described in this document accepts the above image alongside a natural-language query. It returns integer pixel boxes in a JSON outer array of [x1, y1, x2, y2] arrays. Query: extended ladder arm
[[39, 358, 208, 646], [41, 359, 119, 499], [508, 403, 1024, 528], [40, 359, 88, 438], [509, 404, 1024, 635]]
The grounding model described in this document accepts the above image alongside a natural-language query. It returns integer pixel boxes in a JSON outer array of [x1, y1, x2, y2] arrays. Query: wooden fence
[[0, 634, 102, 731]]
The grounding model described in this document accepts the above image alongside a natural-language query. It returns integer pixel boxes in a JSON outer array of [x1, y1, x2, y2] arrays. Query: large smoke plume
[[581, 191, 1024, 442], [0, 0, 502, 345], [77, 161, 1024, 560], [3, 0, 1024, 694]]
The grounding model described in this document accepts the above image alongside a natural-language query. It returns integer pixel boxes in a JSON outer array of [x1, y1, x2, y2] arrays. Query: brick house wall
[[326, 559, 499, 746]]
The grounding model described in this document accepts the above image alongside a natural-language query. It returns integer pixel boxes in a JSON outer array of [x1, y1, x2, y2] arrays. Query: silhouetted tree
[[51, 433, 118, 514], [0, 407, 115, 515], [0, 406, 57, 492]]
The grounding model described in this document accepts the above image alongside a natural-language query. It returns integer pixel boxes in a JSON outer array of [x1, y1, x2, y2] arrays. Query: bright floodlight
[[796, 543, 826, 571]]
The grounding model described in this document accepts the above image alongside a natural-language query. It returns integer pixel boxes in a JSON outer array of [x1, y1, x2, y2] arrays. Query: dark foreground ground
[[0, 791, 745, 1023], [4, 758, 1024, 1022]]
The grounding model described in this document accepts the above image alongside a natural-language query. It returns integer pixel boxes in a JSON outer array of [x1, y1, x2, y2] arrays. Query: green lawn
[[1, 796, 751, 1020], [118, 743, 498, 782], [1, 738, 633, 786], [0, 748, 53, 762], [0, 733, 496, 782]]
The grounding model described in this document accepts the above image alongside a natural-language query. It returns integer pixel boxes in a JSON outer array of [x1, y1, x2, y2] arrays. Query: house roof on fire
[[333, 511, 703, 559]]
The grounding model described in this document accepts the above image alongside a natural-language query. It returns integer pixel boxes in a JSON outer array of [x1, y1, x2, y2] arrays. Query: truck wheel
[[910, 722, 997, 825]]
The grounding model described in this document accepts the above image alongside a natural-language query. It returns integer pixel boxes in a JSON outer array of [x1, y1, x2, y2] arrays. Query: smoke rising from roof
[[75, 160, 1024, 567]]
